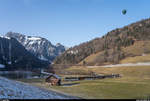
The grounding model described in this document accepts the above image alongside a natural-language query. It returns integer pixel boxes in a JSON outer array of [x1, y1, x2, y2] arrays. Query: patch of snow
[[67, 50, 78, 54], [0, 64, 5, 68], [8, 61, 12, 65], [28, 41, 34, 45], [38, 40, 42, 45], [32, 76, 39, 79], [23, 36, 28, 45], [24, 37, 42, 46], [48, 47, 55, 52], [38, 55, 48, 61], [0, 76, 77, 99], [28, 37, 41, 41], [0, 36, 10, 39]]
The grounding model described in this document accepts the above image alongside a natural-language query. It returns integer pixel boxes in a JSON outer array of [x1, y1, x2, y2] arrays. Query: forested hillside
[[54, 18, 150, 65]]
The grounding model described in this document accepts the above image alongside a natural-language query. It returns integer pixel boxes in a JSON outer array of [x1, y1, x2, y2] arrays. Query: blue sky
[[0, 0, 150, 47]]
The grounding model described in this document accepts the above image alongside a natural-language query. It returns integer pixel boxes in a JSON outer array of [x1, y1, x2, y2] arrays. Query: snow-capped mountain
[[0, 36, 49, 70], [6, 32, 66, 63]]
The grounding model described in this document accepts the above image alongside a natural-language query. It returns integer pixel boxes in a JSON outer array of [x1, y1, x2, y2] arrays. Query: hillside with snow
[[0, 36, 48, 70], [6, 32, 66, 63], [0, 77, 78, 99]]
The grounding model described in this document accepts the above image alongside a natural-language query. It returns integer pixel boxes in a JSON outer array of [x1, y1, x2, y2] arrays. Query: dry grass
[[66, 65, 150, 78], [78, 41, 150, 66], [122, 41, 150, 56], [65, 66, 92, 74], [91, 66, 150, 78], [79, 51, 103, 65], [120, 54, 150, 63], [17, 65, 150, 99], [54, 66, 150, 99], [47, 41, 150, 98]]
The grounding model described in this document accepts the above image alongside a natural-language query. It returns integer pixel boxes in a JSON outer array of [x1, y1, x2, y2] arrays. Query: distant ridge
[[6, 32, 66, 63]]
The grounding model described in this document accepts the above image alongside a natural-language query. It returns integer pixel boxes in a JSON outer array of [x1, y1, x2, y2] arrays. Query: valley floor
[[17, 65, 150, 99], [0, 76, 78, 99]]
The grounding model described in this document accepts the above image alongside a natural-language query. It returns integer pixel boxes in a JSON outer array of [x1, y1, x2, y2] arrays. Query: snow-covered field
[[0, 77, 78, 99]]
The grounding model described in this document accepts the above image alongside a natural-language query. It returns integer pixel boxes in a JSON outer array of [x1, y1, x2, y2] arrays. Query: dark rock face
[[0, 36, 49, 70]]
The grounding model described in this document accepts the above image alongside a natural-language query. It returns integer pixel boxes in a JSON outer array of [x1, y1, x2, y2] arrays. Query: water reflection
[[0, 71, 41, 79]]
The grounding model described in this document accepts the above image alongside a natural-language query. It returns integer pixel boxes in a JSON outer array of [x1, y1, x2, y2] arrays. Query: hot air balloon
[[122, 9, 127, 15]]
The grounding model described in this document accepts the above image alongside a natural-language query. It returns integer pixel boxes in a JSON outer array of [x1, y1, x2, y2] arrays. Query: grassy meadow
[[16, 65, 150, 99]]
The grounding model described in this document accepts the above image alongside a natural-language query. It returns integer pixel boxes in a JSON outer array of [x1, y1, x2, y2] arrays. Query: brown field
[[17, 65, 150, 99]]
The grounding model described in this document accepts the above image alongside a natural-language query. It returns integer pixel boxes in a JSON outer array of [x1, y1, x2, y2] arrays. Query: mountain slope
[[0, 36, 48, 70], [53, 18, 150, 65], [78, 41, 150, 65], [6, 32, 66, 63]]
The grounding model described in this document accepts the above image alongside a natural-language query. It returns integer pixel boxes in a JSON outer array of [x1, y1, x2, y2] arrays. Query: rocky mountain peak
[[5, 32, 66, 63]]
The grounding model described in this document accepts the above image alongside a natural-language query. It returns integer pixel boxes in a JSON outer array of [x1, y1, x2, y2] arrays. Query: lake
[[0, 71, 41, 79]]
